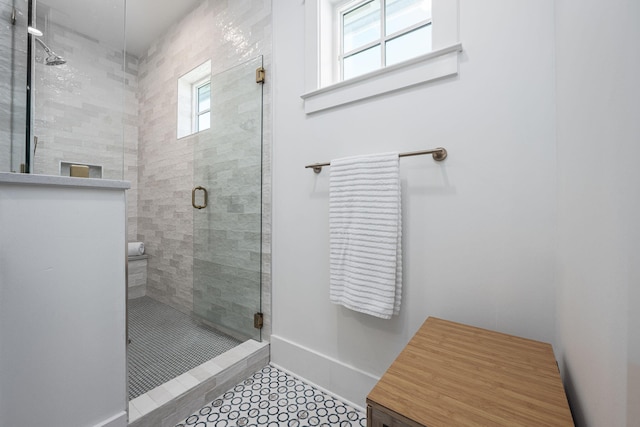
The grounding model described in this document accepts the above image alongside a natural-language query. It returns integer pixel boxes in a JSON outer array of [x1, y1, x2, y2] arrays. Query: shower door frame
[[192, 55, 265, 343]]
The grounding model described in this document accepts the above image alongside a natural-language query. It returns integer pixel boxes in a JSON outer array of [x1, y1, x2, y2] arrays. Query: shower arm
[[34, 37, 53, 54], [32, 37, 66, 66]]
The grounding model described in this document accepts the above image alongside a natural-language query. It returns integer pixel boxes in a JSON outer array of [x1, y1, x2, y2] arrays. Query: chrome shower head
[[45, 55, 66, 66], [34, 37, 66, 66]]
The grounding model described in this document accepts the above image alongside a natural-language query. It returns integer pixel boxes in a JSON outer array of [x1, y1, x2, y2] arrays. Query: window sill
[[301, 42, 462, 114]]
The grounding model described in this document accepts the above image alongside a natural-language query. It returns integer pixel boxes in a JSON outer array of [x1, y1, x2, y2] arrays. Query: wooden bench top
[[367, 317, 574, 426]]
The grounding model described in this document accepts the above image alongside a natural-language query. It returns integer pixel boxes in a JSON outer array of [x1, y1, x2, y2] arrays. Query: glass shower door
[[193, 56, 263, 342]]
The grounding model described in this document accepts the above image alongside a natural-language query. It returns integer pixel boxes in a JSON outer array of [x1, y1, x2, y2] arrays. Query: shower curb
[[128, 340, 269, 427]]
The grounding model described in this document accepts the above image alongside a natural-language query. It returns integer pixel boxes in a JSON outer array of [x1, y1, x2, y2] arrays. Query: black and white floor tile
[[176, 365, 367, 427], [128, 296, 241, 400]]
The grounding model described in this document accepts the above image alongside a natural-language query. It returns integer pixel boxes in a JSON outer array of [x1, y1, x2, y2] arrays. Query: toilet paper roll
[[128, 242, 145, 256]]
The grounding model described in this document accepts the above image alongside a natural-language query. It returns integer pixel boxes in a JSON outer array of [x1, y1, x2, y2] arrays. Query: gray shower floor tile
[[128, 296, 241, 400], [176, 364, 367, 427]]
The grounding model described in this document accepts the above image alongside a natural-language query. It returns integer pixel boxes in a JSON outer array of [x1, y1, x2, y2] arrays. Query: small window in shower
[[177, 60, 211, 138], [194, 79, 211, 132]]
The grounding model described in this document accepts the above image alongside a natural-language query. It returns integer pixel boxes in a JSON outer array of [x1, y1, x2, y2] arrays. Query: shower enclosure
[[193, 56, 264, 342], [128, 56, 266, 400], [20, 0, 128, 179], [1, 0, 28, 173], [1, 5, 127, 169], [2, 0, 270, 415]]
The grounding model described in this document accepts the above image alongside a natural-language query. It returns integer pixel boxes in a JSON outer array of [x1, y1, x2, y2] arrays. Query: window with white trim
[[177, 60, 211, 138], [193, 78, 211, 133], [302, 0, 461, 114], [339, 0, 432, 81]]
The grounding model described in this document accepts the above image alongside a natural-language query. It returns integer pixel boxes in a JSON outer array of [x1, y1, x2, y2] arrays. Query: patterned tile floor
[[128, 296, 241, 400], [176, 365, 367, 427]]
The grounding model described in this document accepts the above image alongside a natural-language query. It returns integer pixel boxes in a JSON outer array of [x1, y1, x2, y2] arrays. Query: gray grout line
[[128, 296, 241, 400], [175, 364, 367, 427]]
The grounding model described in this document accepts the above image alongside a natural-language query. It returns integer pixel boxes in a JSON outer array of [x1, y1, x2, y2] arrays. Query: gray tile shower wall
[[124, 53, 140, 241], [0, 0, 28, 173], [29, 20, 139, 240], [32, 24, 133, 180], [136, 0, 272, 339]]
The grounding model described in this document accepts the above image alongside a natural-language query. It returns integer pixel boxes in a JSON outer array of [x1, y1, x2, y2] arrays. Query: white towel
[[329, 152, 402, 319], [128, 242, 145, 256]]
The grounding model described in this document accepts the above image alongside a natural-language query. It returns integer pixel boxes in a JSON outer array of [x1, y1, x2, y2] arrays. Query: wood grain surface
[[367, 317, 574, 426]]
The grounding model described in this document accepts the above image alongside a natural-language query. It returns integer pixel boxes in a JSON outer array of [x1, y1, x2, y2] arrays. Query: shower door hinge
[[254, 312, 264, 329], [256, 67, 265, 84]]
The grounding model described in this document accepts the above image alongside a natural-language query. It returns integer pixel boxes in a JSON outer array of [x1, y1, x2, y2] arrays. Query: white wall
[[555, 0, 640, 425], [0, 176, 128, 427], [272, 0, 557, 406]]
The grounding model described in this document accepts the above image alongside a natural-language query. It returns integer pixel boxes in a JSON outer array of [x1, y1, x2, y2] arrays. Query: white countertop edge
[[0, 172, 130, 190]]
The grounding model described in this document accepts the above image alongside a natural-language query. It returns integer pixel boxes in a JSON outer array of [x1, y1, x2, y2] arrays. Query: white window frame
[[302, 0, 462, 114], [177, 60, 211, 139], [193, 78, 211, 133], [337, 0, 433, 81]]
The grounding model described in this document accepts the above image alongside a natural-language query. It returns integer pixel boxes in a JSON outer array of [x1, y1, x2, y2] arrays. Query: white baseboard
[[270, 335, 380, 411], [94, 411, 127, 427]]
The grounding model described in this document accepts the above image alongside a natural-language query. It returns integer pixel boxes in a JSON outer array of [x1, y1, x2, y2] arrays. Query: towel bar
[[305, 148, 447, 173]]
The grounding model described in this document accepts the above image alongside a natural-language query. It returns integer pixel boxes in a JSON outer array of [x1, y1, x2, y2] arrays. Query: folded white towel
[[329, 152, 402, 319], [128, 242, 145, 256]]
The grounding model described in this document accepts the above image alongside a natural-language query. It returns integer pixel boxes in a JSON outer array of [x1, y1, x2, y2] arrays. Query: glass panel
[[197, 111, 210, 132], [385, 25, 431, 66], [344, 44, 381, 80], [386, 0, 431, 36], [343, 0, 381, 53], [0, 0, 28, 172], [197, 82, 210, 113], [193, 56, 263, 342], [31, 0, 127, 178]]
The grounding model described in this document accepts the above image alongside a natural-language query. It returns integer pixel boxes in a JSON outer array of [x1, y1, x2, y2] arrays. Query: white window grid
[[337, 0, 432, 80], [193, 78, 211, 133]]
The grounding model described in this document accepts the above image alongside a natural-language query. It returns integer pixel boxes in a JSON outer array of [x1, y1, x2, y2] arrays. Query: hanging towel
[[329, 152, 402, 319]]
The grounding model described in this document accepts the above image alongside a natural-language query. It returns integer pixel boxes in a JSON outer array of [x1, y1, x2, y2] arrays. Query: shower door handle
[[192, 186, 208, 209]]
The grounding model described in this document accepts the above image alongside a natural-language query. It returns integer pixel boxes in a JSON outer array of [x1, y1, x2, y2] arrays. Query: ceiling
[[40, 0, 202, 57], [125, 0, 202, 56]]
